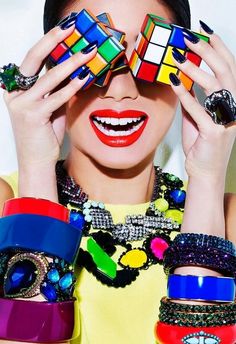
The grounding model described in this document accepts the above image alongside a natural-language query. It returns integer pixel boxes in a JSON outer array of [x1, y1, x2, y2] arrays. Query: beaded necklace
[[56, 160, 186, 288]]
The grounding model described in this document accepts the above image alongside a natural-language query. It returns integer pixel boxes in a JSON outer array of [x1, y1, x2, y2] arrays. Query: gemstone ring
[[0, 63, 39, 92], [204, 89, 236, 125]]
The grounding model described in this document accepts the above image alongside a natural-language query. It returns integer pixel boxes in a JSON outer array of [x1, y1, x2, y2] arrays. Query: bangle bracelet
[[0, 298, 74, 342], [167, 275, 236, 303], [0, 214, 82, 264], [160, 297, 236, 313], [2, 197, 70, 222], [172, 233, 236, 257], [155, 322, 236, 344], [163, 247, 236, 277]]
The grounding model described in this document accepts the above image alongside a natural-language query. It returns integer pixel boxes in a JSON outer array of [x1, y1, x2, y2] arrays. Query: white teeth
[[93, 120, 144, 137], [119, 118, 128, 125], [110, 118, 119, 125], [93, 117, 143, 126]]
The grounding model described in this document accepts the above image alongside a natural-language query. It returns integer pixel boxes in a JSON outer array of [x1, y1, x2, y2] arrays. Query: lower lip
[[90, 116, 148, 147]]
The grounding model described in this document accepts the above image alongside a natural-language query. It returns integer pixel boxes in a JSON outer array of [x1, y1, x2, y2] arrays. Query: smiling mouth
[[92, 116, 146, 136], [89, 110, 148, 147]]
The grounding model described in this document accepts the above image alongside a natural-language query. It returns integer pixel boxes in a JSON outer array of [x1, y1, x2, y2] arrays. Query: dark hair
[[43, 0, 191, 34]]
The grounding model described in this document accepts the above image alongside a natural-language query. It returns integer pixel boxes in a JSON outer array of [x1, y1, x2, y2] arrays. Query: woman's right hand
[[3, 25, 97, 169]]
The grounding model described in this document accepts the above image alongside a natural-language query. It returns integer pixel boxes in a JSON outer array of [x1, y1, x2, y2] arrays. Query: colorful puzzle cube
[[49, 9, 126, 89], [94, 12, 128, 87], [129, 14, 209, 90]]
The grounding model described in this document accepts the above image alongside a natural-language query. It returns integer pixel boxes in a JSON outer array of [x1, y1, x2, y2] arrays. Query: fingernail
[[169, 73, 181, 86], [182, 28, 200, 44], [81, 41, 98, 54], [199, 20, 214, 34], [78, 66, 90, 80], [172, 47, 186, 64], [59, 14, 77, 30]]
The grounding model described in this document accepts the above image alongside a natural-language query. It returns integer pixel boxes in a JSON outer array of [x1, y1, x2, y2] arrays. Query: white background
[[0, 0, 235, 191]]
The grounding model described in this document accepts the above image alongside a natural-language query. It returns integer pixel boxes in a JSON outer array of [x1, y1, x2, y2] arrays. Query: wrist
[[18, 161, 58, 202]]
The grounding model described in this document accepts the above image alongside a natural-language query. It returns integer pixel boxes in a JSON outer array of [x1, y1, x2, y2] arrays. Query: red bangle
[[155, 322, 236, 344], [2, 197, 69, 222]]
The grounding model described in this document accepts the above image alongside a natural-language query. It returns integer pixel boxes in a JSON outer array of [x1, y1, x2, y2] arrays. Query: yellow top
[[1, 172, 181, 344]]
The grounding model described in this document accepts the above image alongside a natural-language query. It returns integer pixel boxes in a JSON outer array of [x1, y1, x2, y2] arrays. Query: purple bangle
[[0, 298, 74, 342], [163, 247, 236, 276]]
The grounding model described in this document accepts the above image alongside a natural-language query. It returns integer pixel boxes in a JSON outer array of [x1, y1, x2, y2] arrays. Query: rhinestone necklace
[[56, 160, 185, 288]]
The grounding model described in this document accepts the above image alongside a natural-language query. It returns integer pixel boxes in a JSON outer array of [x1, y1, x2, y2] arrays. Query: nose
[[99, 68, 139, 101]]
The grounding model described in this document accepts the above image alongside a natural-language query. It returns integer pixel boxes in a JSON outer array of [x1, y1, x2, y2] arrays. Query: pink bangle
[[0, 297, 75, 342], [2, 197, 69, 222]]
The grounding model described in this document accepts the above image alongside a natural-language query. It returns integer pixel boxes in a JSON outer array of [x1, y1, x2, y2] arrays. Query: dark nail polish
[[172, 47, 186, 64], [81, 41, 98, 54], [169, 73, 181, 86], [199, 20, 214, 34], [78, 66, 90, 80], [59, 14, 77, 30], [182, 28, 200, 44]]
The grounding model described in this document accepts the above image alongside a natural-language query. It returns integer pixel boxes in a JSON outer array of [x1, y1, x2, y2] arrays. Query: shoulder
[[0, 178, 14, 215], [224, 193, 236, 244]]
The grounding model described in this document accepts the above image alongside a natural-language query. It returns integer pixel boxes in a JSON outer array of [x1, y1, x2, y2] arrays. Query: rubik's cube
[[94, 12, 128, 87], [49, 9, 126, 89], [129, 14, 209, 90]]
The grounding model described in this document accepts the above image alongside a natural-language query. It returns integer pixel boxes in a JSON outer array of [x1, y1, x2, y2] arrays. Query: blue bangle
[[167, 274, 236, 302], [0, 214, 82, 264]]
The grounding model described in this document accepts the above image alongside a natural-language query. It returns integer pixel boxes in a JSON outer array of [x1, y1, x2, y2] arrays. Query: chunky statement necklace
[[56, 160, 186, 288]]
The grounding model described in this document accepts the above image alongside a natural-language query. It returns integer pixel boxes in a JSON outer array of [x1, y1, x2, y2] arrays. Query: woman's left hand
[[171, 26, 236, 181]]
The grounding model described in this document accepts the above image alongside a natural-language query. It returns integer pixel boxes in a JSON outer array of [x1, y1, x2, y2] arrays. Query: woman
[[0, 0, 236, 343]]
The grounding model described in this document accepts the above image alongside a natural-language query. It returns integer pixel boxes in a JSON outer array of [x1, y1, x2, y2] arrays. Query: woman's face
[[64, 0, 179, 169]]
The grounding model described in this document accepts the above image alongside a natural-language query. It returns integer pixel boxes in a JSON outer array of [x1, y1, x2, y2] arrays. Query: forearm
[[18, 162, 58, 202], [181, 175, 225, 237], [175, 175, 226, 279]]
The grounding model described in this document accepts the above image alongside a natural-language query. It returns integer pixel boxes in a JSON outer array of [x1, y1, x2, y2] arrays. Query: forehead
[[64, 0, 174, 37]]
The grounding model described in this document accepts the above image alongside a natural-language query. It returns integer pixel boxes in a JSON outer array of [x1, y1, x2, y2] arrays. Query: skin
[[1, 0, 236, 342]]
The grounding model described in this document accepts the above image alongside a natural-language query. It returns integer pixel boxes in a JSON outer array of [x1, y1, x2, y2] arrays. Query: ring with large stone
[[204, 89, 236, 125], [1, 251, 76, 302], [0, 63, 39, 92]]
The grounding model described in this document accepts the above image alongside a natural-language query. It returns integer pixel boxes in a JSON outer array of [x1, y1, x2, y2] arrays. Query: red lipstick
[[89, 110, 148, 147]]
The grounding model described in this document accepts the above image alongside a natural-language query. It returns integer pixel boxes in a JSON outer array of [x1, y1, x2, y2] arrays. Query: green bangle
[[159, 310, 236, 327], [159, 297, 236, 327], [160, 297, 236, 313]]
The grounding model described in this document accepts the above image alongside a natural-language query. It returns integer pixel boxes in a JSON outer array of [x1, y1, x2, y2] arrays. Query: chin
[[87, 148, 155, 171]]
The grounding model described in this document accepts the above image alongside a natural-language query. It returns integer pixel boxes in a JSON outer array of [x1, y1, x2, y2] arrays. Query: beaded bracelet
[[155, 322, 236, 344], [167, 275, 236, 302], [0, 298, 74, 342], [163, 246, 236, 277], [2, 197, 70, 222], [172, 233, 236, 257], [160, 297, 236, 313], [0, 214, 82, 264], [158, 297, 236, 327]]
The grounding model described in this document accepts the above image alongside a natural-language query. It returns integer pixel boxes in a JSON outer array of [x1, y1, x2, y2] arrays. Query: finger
[[200, 27, 236, 77], [183, 35, 236, 89], [27, 47, 97, 99], [42, 71, 91, 113], [169, 74, 213, 128], [172, 52, 221, 95], [19, 25, 75, 76]]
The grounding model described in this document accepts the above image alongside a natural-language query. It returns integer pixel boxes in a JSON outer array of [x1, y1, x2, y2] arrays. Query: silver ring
[[0, 63, 39, 92], [204, 89, 236, 125]]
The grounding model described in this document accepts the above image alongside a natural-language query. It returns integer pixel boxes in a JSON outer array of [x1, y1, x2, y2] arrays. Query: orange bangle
[[155, 321, 236, 344], [2, 197, 69, 222]]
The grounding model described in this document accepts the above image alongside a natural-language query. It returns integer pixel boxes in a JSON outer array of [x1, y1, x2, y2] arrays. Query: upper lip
[[90, 109, 148, 119]]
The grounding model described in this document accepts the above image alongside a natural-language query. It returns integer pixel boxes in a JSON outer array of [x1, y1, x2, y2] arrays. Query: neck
[[64, 149, 156, 205]]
